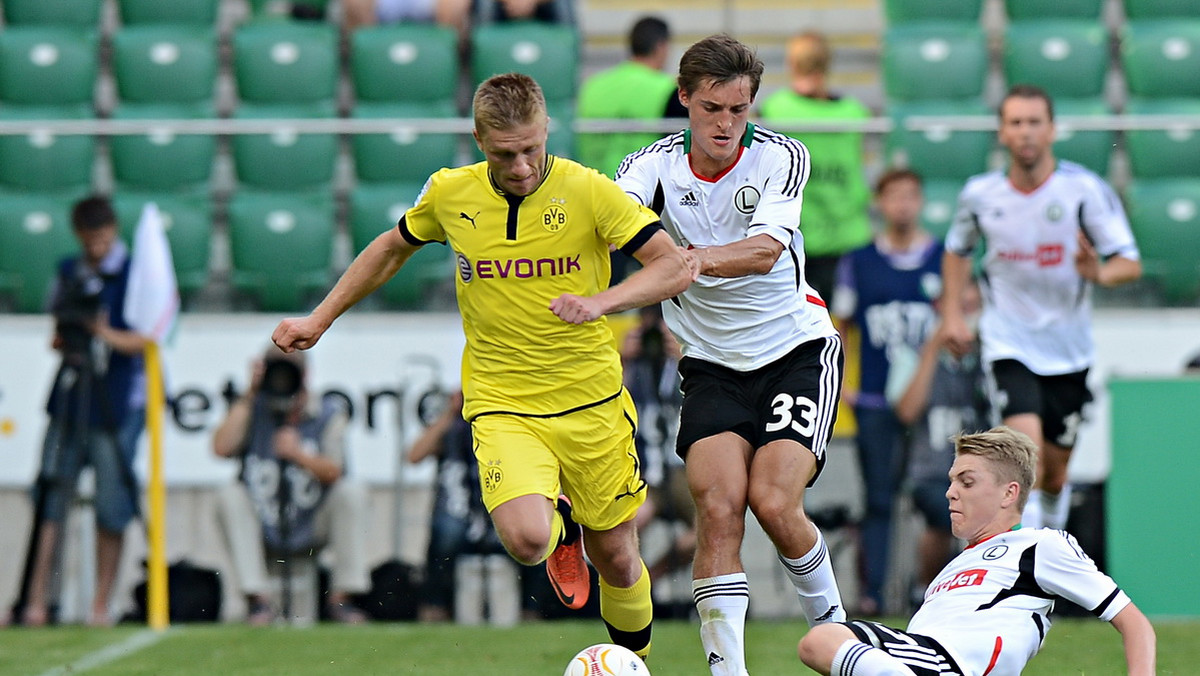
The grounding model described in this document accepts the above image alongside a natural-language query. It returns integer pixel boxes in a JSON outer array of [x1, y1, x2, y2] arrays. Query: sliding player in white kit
[[940, 84, 1141, 531], [616, 35, 844, 676], [799, 426, 1156, 676]]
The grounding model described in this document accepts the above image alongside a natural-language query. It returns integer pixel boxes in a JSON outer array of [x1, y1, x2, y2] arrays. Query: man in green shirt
[[760, 30, 872, 302], [577, 16, 679, 179]]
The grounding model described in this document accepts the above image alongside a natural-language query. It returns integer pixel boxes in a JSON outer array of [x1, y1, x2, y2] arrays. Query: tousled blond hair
[[472, 72, 547, 135], [954, 426, 1038, 511]]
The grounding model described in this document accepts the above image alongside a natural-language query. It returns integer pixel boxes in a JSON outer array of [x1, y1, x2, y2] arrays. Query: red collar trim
[[689, 145, 744, 183]]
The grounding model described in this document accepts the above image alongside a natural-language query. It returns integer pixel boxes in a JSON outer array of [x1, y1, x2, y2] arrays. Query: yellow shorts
[[471, 389, 646, 532]]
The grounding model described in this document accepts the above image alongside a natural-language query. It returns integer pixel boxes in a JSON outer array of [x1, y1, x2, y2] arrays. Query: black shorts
[[846, 620, 964, 676], [676, 336, 843, 484], [987, 359, 1092, 448]]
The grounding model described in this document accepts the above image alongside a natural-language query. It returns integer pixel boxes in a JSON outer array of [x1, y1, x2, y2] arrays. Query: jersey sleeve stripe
[[753, 127, 807, 197], [397, 214, 438, 246], [615, 131, 685, 178], [1091, 587, 1121, 618], [618, 222, 664, 257]]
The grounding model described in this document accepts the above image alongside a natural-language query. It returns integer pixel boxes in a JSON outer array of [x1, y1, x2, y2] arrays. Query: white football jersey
[[909, 527, 1130, 676], [616, 124, 836, 371], [944, 161, 1139, 374]]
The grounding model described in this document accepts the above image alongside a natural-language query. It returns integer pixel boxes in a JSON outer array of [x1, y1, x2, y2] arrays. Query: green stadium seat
[[231, 105, 338, 190], [109, 106, 216, 191], [351, 24, 460, 104], [547, 99, 576, 160], [1052, 98, 1115, 175], [113, 194, 213, 296], [0, 27, 97, 107], [884, 0, 984, 24], [1123, 0, 1200, 19], [117, 0, 220, 25], [470, 22, 579, 101], [1124, 179, 1200, 303], [887, 100, 994, 180], [232, 22, 339, 106], [882, 23, 988, 102], [227, 190, 335, 311], [0, 192, 80, 312], [2, 0, 104, 27], [920, 179, 963, 241], [352, 102, 461, 183], [0, 108, 95, 192], [1124, 99, 1200, 179], [349, 183, 453, 308], [112, 26, 217, 106], [1006, 0, 1104, 19], [1003, 21, 1108, 98], [1120, 20, 1200, 98]]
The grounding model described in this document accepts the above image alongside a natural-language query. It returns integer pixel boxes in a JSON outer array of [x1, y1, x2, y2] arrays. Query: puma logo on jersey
[[459, 211, 479, 228], [679, 191, 699, 207]]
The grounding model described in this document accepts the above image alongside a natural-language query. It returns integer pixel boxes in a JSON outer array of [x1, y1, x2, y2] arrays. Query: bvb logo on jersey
[[1045, 201, 1065, 222], [541, 203, 567, 233], [482, 462, 503, 493]]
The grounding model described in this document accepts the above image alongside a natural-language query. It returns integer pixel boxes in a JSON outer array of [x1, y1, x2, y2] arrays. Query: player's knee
[[747, 487, 797, 530], [694, 494, 746, 532], [498, 525, 552, 565], [797, 623, 845, 669]]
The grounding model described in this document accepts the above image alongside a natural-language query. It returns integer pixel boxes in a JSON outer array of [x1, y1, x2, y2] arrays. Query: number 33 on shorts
[[765, 393, 818, 435]]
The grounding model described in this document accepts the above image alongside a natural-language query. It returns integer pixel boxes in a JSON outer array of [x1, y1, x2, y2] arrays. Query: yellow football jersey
[[401, 155, 662, 419]]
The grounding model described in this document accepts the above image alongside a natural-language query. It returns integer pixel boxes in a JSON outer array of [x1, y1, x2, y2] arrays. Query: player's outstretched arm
[[939, 249, 975, 358], [1110, 603, 1156, 676], [692, 233, 783, 278], [550, 229, 695, 324], [273, 227, 419, 352]]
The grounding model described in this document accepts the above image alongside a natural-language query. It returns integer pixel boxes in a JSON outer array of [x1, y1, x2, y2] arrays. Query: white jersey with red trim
[[908, 527, 1130, 676], [944, 161, 1139, 375], [615, 123, 836, 372]]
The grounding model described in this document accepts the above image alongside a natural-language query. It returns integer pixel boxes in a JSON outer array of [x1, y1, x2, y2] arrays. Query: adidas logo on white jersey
[[679, 190, 699, 207]]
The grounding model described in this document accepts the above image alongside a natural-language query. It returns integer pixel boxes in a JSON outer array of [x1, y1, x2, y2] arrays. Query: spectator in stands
[[342, 0, 471, 35], [212, 345, 371, 624], [759, 30, 872, 302], [577, 16, 678, 180], [892, 279, 987, 612], [831, 168, 941, 616], [11, 196, 150, 627], [407, 388, 508, 622], [477, 0, 570, 23], [941, 84, 1142, 532]]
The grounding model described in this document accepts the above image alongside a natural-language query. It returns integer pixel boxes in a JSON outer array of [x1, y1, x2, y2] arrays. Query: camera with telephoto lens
[[261, 357, 303, 424], [52, 269, 105, 361]]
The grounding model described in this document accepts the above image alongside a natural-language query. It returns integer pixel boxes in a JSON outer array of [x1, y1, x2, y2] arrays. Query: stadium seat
[[112, 26, 217, 107], [884, 0, 984, 24], [227, 190, 335, 311], [0, 27, 97, 107], [109, 106, 216, 192], [1124, 99, 1200, 179], [1120, 20, 1200, 98], [349, 183, 453, 308], [351, 24, 460, 104], [919, 179, 963, 241], [882, 23, 988, 102], [1003, 21, 1109, 99], [2, 0, 104, 27], [1052, 98, 1115, 175], [547, 99, 576, 161], [116, 0, 220, 26], [0, 108, 95, 193], [231, 105, 338, 190], [0, 192, 80, 312], [352, 102, 462, 183], [1006, 0, 1104, 19], [1124, 179, 1200, 303], [232, 22, 339, 106], [886, 100, 994, 180], [1123, 0, 1200, 19], [470, 22, 579, 101], [113, 193, 213, 296]]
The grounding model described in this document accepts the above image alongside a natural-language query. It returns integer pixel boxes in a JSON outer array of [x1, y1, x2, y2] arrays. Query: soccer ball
[[563, 643, 650, 675]]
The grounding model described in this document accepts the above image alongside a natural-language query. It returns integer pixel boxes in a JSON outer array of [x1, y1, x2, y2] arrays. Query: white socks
[[693, 573, 750, 676], [777, 528, 846, 627], [1025, 485, 1073, 531], [831, 640, 918, 676]]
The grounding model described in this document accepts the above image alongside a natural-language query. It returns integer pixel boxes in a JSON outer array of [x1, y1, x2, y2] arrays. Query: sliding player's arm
[[1110, 603, 1156, 676]]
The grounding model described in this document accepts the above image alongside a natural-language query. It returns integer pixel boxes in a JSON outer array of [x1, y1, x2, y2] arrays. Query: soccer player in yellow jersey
[[273, 73, 697, 659]]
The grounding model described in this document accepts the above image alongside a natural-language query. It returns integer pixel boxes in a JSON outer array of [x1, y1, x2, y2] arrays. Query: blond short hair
[[472, 72, 547, 136], [786, 31, 831, 76], [954, 426, 1038, 511]]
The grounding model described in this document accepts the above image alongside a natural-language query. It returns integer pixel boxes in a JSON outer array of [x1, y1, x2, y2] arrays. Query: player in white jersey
[[799, 426, 1156, 676], [941, 85, 1141, 531], [616, 35, 844, 676]]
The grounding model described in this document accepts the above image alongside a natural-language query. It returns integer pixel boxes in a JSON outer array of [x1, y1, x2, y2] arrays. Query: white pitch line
[[35, 628, 169, 676]]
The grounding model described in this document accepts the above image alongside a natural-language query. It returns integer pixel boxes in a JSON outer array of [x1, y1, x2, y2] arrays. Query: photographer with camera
[[212, 345, 371, 625], [9, 196, 151, 627]]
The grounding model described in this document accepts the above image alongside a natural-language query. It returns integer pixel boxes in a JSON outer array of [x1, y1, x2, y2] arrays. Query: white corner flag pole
[[124, 203, 180, 631]]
